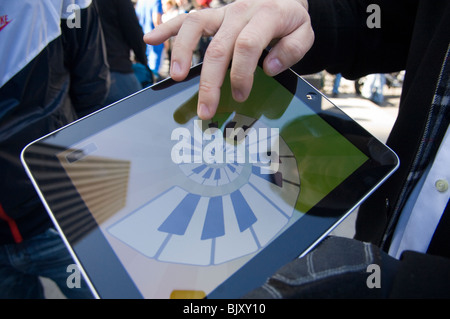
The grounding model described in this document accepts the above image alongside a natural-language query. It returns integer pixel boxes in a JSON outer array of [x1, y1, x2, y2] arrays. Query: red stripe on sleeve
[[0, 203, 23, 243]]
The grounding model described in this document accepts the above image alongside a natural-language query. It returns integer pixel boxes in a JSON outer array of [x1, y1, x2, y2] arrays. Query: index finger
[[195, 4, 253, 119]]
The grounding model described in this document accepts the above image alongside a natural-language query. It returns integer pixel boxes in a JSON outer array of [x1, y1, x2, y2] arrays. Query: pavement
[[42, 72, 401, 298]]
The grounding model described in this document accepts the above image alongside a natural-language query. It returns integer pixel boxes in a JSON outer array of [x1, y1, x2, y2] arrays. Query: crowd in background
[[2, 0, 449, 300], [131, 0, 235, 85], [0, 0, 234, 299], [112, 0, 391, 105], [92, 0, 236, 106]]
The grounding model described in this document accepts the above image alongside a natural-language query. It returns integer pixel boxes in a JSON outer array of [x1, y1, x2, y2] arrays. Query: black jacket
[[293, 0, 450, 256], [95, 0, 148, 73], [288, 0, 450, 298], [0, 1, 109, 244]]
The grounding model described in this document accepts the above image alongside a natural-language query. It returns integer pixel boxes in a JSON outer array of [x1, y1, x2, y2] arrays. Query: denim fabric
[[332, 73, 342, 95], [104, 71, 143, 106], [243, 236, 398, 299], [0, 228, 93, 299]]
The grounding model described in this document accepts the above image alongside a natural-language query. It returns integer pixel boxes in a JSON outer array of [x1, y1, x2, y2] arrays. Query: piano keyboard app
[[108, 113, 301, 266]]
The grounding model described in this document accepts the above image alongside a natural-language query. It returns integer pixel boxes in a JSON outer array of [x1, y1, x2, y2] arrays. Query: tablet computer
[[21, 53, 398, 299]]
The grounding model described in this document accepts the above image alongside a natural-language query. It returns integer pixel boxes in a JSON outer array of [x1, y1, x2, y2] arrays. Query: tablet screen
[[22, 61, 398, 299]]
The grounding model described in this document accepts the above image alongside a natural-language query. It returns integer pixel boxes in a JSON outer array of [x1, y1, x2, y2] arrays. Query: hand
[[144, 0, 314, 120]]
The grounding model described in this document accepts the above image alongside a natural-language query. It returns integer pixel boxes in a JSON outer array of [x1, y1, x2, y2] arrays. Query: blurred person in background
[[162, 0, 178, 23], [0, 0, 109, 298], [361, 73, 386, 105], [209, 0, 234, 8], [161, 0, 178, 71], [136, 0, 165, 82], [331, 73, 342, 97], [196, 0, 211, 9], [96, 0, 149, 104], [175, 0, 195, 13]]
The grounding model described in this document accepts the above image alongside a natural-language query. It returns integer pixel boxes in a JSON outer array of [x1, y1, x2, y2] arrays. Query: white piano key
[[107, 186, 187, 258], [202, 167, 219, 186], [239, 184, 289, 247], [214, 194, 259, 264], [158, 196, 212, 265]]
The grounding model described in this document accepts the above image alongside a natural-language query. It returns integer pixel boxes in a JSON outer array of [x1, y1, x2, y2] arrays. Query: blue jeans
[[0, 228, 93, 299], [104, 71, 143, 106], [332, 73, 342, 95]]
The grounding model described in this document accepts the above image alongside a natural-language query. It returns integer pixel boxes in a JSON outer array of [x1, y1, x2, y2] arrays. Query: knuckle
[[205, 41, 228, 62], [284, 34, 311, 58], [259, 1, 282, 16], [229, 69, 249, 85], [235, 32, 260, 55], [183, 10, 203, 26], [171, 37, 190, 52], [198, 80, 218, 95], [227, 1, 251, 15], [284, 39, 304, 56]]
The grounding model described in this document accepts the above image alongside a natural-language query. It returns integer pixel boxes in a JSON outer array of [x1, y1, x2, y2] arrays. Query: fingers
[[143, 13, 185, 46], [264, 18, 315, 77], [143, 0, 314, 121], [197, 2, 256, 119], [215, 1, 313, 119], [170, 10, 225, 82], [228, 4, 290, 105]]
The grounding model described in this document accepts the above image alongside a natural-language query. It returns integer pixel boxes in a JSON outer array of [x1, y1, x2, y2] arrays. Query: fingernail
[[232, 88, 244, 102], [198, 103, 211, 119], [171, 61, 181, 75], [267, 57, 283, 76]]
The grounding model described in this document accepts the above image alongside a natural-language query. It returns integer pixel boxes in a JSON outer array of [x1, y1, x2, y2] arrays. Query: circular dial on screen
[[108, 114, 300, 266]]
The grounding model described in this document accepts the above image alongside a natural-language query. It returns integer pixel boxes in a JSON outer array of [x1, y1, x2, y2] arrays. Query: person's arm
[[61, 1, 110, 117], [242, 236, 450, 299], [152, 0, 163, 28]]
